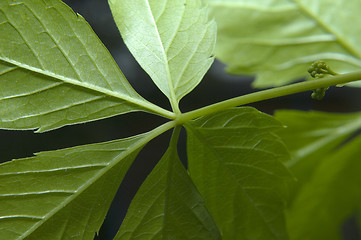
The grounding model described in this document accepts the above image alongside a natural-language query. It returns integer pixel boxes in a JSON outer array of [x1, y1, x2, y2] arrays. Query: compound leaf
[[205, 0, 361, 87], [109, 0, 216, 105], [287, 134, 361, 240], [0, 129, 162, 240], [185, 107, 293, 240], [114, 127, 221, 240], [0, 0, 158, 133]]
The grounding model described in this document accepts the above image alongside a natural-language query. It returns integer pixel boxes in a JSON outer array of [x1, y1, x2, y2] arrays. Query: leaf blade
[[0, 122, 174, 240], [185, 107, 293, 240], [294, 0, 361, 58], [0, 0, 163, 132], [205, 0, 361, 87], [114, 127, 221, 240], [109, 0, 216, 104]]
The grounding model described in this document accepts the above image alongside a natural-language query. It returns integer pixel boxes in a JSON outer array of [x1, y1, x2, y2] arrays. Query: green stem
[[177, 70, 361, 123], [145, 103, 177, 120], [169, 125, 182, 147]]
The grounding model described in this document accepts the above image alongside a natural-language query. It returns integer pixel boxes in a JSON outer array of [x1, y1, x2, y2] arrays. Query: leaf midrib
[[144, 0, 180, 113], [0, 56, 138, 102], [0, 56, 174, 119]]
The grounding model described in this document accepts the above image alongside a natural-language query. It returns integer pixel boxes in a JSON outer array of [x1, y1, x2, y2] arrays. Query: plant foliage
[[1, 0, 361, 240]]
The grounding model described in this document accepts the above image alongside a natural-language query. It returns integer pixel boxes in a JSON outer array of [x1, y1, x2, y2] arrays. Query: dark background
[[1, 1, 361, 239]]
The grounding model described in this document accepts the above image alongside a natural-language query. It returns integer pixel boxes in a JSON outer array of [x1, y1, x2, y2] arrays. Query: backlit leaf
[[205, 0, 361, 87], [109, 0, 216, 105]]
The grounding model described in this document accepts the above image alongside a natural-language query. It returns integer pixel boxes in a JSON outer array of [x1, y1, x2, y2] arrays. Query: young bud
[[307, 61, 339, 100]]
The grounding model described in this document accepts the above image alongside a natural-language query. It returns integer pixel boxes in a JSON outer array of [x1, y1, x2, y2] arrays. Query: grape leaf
[[274, 110, 361, 196], [205, 0, 361, 87], [185, 107, 293, 240], [109, 0, 216, 105], [0, 128, 164, 240], [114, 127, 221, 240], [0, 0, 163, 133], [287, 134, 361, 240]]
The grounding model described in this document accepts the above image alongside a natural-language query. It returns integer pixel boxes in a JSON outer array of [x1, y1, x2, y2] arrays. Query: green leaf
[[114, 127, 221, 240], [185, 107, 293, 240], [0, 122, 173, 240], [0, 0, 168, 133], [109, 0, 216, 108], [274, 110, 361, 192], [287, 134, 361, 240], [205, 0, 361, 87]]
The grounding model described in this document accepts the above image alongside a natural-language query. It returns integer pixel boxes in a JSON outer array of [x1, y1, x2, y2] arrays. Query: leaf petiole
[[176, 70, 361, 123]]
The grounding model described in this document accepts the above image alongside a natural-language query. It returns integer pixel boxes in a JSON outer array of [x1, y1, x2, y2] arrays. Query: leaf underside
[[186, 107, 293, 240], [0, 133, 149, 240], [0, 0, 149, 132], [114, 131, 221, 240], [205, 0, 361, 87], [109, 0, 216, 103]]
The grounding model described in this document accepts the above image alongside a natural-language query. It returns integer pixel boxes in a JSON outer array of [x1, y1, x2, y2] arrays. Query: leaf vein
[[173, 17, 208, 89], [0, 190, 75, 197], [0, 215, 43, 220], [0, 163, 108, 177], [23, 2, 85, 85], [1, 95, 106, 122], [0, 82, 63, 100], [50, 6, 117, 92]]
